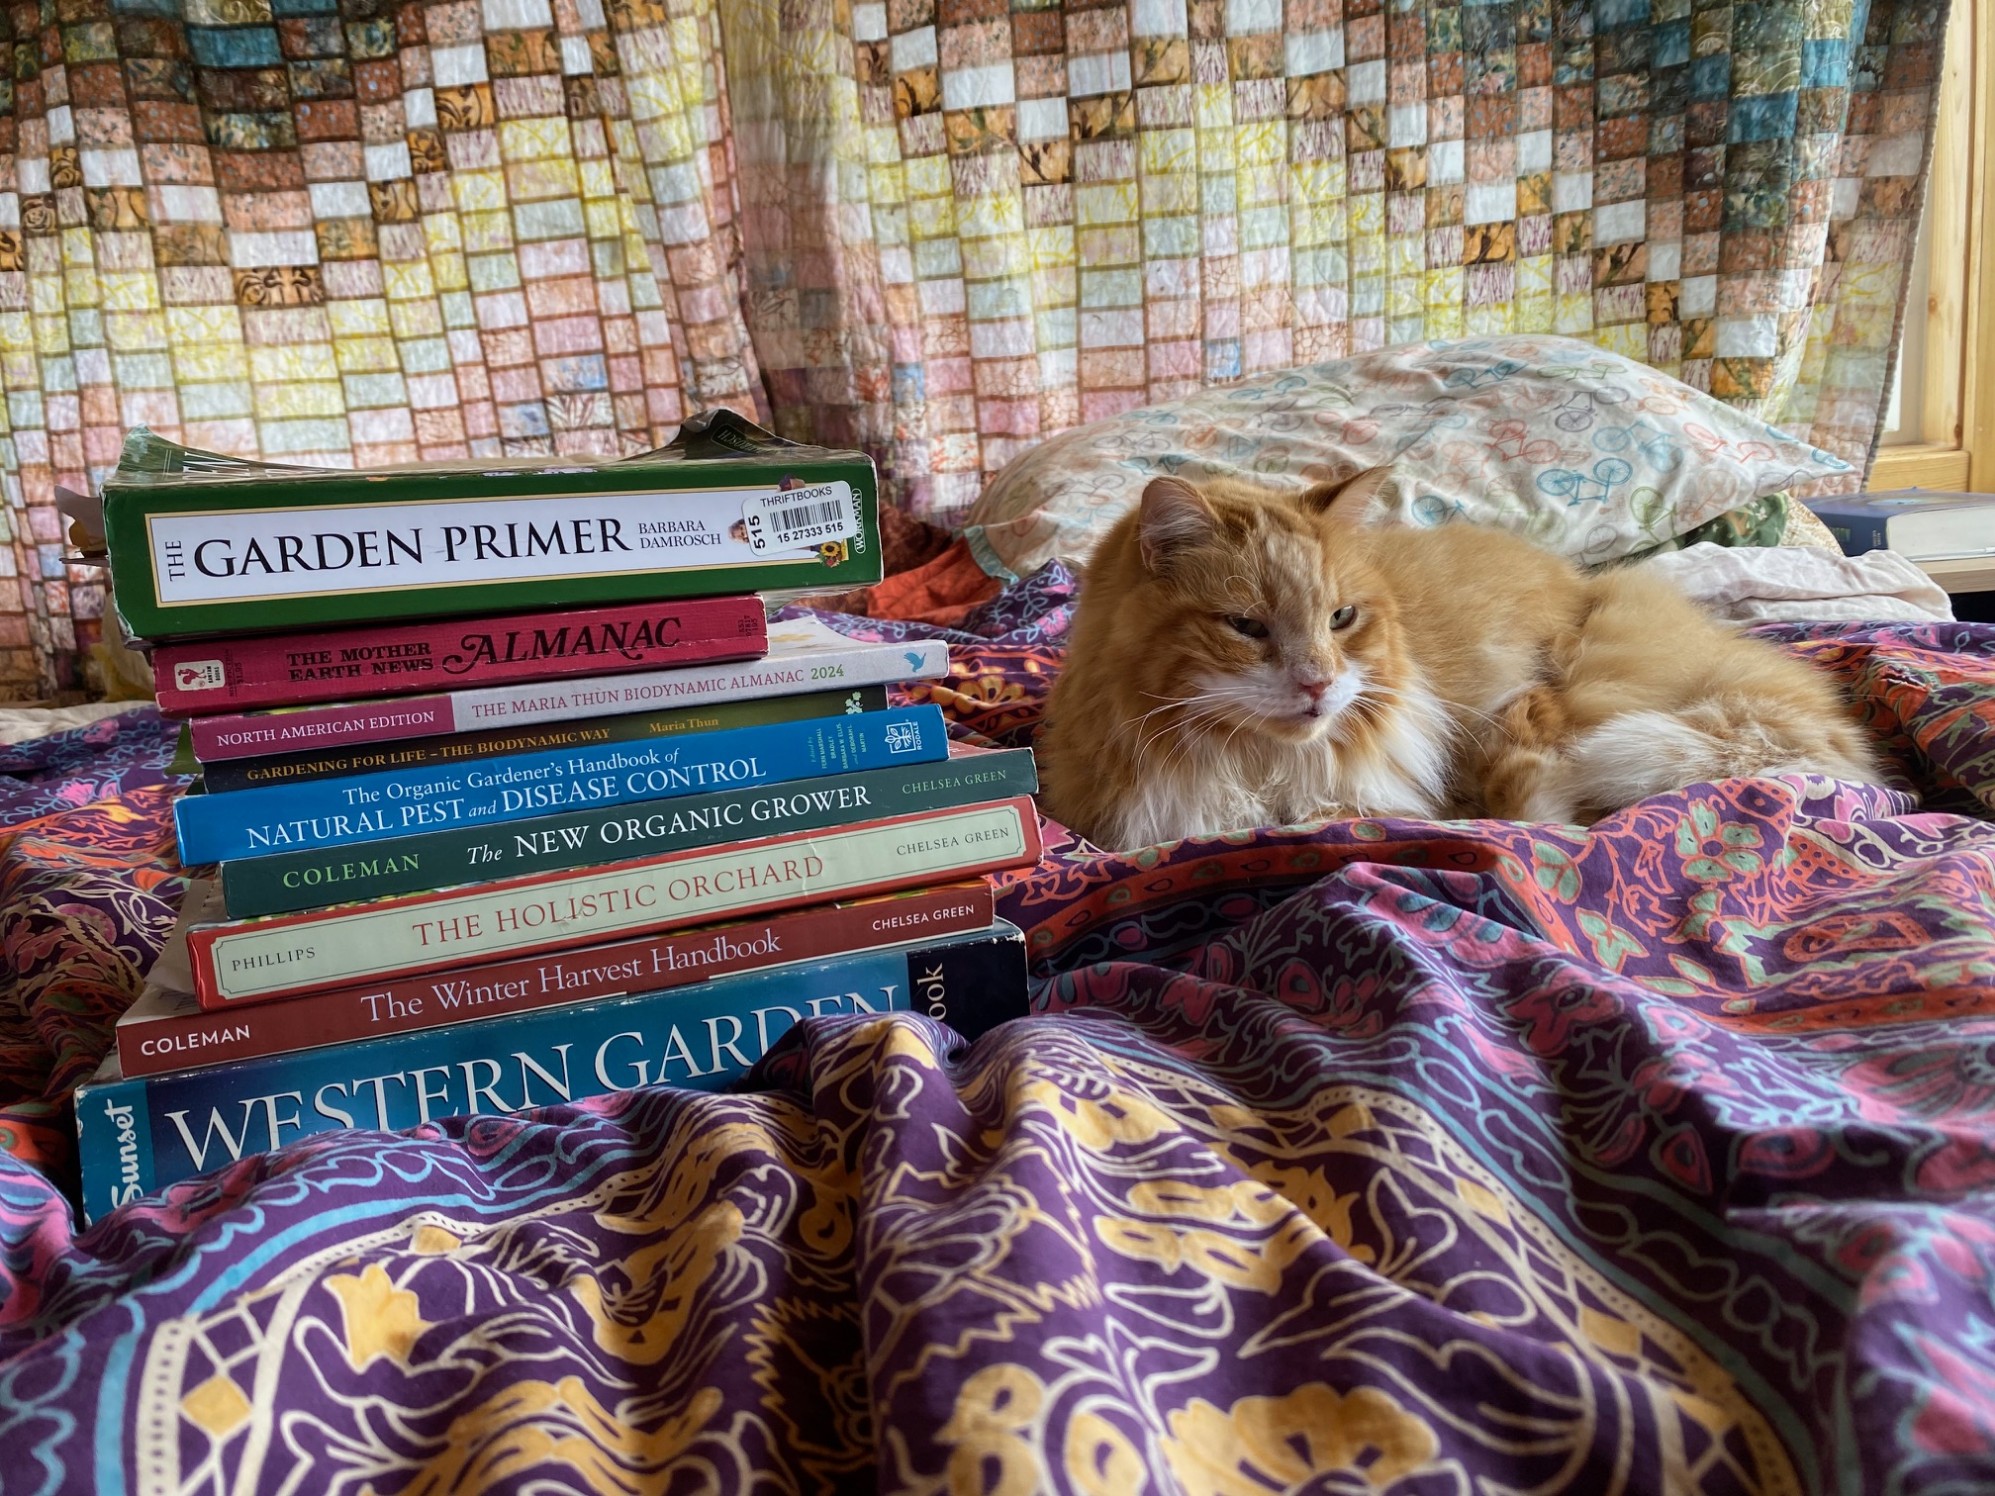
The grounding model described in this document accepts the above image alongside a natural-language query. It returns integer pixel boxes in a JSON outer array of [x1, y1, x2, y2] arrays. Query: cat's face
[[1126, 477, 1402, 745]]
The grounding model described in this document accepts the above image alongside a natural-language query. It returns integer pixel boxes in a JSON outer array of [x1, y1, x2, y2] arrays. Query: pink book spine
[[152, 597, 768, 715], [188, 696, 456, 760]]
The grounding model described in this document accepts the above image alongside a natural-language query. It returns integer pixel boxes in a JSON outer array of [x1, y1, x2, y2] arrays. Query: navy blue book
[[75, 919, 1025, 1223], [1803, 490, 1995, 558], [173, 704, 949, 865]]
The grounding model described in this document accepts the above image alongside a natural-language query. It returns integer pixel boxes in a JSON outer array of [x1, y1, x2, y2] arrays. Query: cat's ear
[[1299, 467, 1390, 524], [1138, 477, 1217, 572]]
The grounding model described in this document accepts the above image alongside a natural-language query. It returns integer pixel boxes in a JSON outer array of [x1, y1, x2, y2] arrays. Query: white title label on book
[[737, 481, 860, 554], [148, 484, 854, 605]]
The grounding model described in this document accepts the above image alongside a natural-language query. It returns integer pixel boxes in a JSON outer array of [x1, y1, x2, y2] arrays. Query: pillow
[[962, 336, 1854, 578], [1624, 492, 1791, 561], [1777, 500, 1843, 552]]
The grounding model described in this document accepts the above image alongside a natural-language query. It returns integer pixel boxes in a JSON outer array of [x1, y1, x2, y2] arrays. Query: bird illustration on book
[[904, 652, 927, 673]]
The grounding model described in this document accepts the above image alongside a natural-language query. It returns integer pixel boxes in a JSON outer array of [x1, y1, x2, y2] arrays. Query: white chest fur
[[1101, 675, 1454, 849]]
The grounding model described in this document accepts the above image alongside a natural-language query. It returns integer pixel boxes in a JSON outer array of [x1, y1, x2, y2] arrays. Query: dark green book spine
[[199, 687, 886, 792], [220, 747, 1039, 918], [103, 447, 883, 641]]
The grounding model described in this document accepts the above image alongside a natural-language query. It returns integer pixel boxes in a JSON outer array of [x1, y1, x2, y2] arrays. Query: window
[[1870, 0, 1993, 492], [1877, 193, 1934, 448]]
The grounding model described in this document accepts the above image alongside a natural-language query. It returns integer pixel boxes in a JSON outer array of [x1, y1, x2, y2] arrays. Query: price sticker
[[739, 481, 859, 554]]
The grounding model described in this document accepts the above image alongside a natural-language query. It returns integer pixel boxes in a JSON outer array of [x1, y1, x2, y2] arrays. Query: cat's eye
[[1331, 605, 1358, 630], [1225, 615, 1269, 639]]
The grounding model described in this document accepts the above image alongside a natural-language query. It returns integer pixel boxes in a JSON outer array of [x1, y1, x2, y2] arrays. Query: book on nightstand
[[1803, 490, 1995, 560]]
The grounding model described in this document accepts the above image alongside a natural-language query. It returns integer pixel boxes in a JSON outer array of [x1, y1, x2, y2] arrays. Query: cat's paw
[[1299, 801, 1362, 824]]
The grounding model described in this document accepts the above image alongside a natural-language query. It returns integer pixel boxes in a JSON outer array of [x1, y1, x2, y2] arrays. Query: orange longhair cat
[[1038, 472, 1883, 852]]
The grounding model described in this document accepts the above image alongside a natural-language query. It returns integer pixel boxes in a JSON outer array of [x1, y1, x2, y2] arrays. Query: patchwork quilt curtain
[[0, 0, 1950, 697], [722, 0, 1945, 515]]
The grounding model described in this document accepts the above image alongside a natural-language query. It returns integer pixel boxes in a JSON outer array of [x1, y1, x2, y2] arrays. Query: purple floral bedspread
[[2, 563, 1995, 1494]]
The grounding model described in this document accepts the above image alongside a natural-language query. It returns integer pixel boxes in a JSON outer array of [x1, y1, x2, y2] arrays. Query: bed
[[5, 342, 1995, 1492], [0, 559, 1990, 1493]]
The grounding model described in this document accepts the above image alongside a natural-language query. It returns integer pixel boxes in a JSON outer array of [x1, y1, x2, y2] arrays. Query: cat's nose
[[1294, 665, 1332, 694]]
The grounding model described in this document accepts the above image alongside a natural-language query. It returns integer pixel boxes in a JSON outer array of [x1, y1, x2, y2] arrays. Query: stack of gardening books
[[71, 418, 1041, 1222]]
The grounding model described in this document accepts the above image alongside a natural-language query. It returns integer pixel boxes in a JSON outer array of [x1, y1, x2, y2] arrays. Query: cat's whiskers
[[1351, 678, 1476, 734], [1131, 690, 1231, 725], [1125, 690, 1237, 747], [1196, 667, 1321, 726], [1406, 695, 1501, 736], [1213, 707, 1271, 766], [1152, 700, 1244, 771], [1172, 707, 1274, 784], [1152, 720, 1226, 786], [1166, 673, 1320, 785], [1124, 692, 1240, 780], [1133, 682, 1283, 783], [1116, 692, 1220, 758]]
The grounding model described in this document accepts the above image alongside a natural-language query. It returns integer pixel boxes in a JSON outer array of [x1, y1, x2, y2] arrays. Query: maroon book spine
[[151, 596, 768, 716], [120, 884, 994, 1077], [188, 695, 454, 761]]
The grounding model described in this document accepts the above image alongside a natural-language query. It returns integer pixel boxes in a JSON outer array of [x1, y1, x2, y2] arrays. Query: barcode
[[775, 498, 844, 534]]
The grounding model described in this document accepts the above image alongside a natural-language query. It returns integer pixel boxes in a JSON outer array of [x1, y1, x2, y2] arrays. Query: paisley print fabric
[[2, 569, 1995, 1493]]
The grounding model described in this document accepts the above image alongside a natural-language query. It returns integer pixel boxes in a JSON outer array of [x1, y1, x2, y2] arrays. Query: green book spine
[[198, 686, 887, 792], [102, 427, 882, 641], [220, 746, 1038, 918]]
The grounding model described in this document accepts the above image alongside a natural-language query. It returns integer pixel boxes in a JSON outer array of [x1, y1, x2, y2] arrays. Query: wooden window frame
[[1870, 0, 1995, 494]]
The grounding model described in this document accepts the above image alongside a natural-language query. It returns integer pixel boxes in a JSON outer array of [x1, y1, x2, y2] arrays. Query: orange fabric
[[793, 537, 1002, 627], [863, 540, 1002, 625]]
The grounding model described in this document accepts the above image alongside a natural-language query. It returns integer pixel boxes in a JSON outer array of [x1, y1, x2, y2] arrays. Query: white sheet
[[0, 701, 146, 745], [1639, 542, 1955, 624]]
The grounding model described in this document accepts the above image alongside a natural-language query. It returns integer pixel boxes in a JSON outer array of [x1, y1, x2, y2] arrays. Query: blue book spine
[[1802, 501, 1890, 556], [75, 920, 1025, 1223], [173, 704, 950, 865]]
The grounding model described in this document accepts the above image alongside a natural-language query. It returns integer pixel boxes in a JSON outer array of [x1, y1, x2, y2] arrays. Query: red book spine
[[185, 797, 1045, 1008], [152, 597, 768, 715], [119, 884, 993, 1077]]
